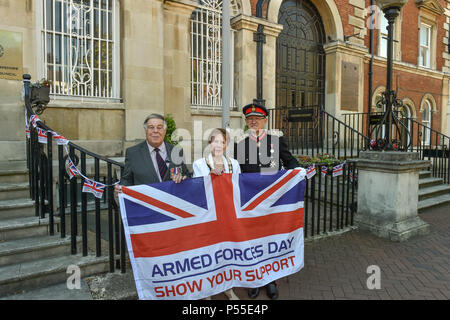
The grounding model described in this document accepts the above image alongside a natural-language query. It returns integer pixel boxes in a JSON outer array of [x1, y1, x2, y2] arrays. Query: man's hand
[[171, 173, 187, 184]]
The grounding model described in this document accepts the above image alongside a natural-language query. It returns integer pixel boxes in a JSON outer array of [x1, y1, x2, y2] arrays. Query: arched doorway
[[276, 0, 326, 108], [274, 0, 326, 149]]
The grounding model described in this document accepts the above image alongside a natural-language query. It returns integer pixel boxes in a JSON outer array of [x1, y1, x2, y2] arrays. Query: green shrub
[[164, 113, 178, 145]]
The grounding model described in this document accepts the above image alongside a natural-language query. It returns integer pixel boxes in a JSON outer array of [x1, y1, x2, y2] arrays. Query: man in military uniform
[[234, 103, 299, 300]]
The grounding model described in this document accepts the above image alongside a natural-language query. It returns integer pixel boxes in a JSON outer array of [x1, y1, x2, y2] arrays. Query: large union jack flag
[[119, 169, 306, 300]]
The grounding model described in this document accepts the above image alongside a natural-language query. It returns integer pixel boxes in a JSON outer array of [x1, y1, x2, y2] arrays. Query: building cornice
[[323, 40, 368, 57], [363, 54, 450, 80], [231, 14, 283, 37], [163, 0, 198, 14]]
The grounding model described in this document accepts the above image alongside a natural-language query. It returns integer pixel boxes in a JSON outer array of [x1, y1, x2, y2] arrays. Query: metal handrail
[[268, 105, 370, 161], [342, 110, 450, 184], [23, 74, 126, 273]]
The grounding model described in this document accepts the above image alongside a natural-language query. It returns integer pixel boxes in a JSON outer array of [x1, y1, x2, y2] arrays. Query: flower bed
[[297, 153, 342, 168]]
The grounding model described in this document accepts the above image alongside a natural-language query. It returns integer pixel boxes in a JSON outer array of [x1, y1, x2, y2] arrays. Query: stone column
[[231, 14, 283, 112], [356, 151, 430, 242], [163, 0, 197, 135], [122, 0, 165, 147]]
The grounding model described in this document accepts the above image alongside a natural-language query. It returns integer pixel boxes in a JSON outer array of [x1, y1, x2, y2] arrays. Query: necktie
[[154, 148, 168, 181]]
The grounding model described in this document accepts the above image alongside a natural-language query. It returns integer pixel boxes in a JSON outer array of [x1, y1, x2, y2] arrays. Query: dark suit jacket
[[234, 133, 299, 173], [120, 141, 191, 186]]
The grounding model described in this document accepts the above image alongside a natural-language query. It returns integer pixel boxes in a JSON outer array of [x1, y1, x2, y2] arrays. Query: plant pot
[[31, 86, 50, 105]]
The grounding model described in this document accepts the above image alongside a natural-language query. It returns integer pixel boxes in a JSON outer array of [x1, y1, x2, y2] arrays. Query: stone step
[[418, 193, 450, 213], [419, 170, 431, 179], [0, 235, 80, 267], [0, 198, 35, 220], [418, 184, 450, 201], [0, 279, 93, 300], [0, 169, 29, 184], [418, 177, 444, 189], [0, 182, 30, 201], [0, 253, 109, 297], [0, 216, 59, 241]]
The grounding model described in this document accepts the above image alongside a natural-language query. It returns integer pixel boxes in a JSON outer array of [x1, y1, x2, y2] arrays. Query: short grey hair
[[143, 113, 167, 129]]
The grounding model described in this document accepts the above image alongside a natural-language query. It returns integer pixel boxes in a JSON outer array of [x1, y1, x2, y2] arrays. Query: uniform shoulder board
[[268, 129, 284, 137], [236, 133, 249, 143]]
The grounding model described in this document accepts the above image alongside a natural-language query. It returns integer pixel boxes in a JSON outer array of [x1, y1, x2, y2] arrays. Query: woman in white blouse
[[193, 128, 240, 300], [193, 128, 241, 178]]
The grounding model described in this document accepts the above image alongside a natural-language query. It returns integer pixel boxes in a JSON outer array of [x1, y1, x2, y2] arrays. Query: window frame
[[189, 0, 240, 111], [421, 99, 432, 145], [35, 0, 121, 100], [376, 9, 401, 61], [419, 23, 431, 68]]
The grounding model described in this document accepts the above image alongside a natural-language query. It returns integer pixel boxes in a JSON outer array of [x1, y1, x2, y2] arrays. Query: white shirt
[[146, 141, 168, 182], [192, 154, 241, 178]]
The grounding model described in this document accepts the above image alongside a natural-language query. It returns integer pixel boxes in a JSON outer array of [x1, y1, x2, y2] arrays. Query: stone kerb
[[355, 151, 431, 242]]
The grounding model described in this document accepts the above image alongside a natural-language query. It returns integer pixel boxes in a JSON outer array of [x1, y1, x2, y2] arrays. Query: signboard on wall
[[340, 61, 359, 111], [0, 30, 23, 81]]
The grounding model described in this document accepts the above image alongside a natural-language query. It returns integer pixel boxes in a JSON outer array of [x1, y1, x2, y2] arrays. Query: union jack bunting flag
[[118, 169, 306, 300], [67, 159, 79, 179], [25, 111, 30, 138], [82, 178, 106, 199], [29, 115, 40, 128], [306, 165, 316, 179], [332, 163, 344, 177], [36, 127, 48, 144], [51, 131, 69, 145], [321, 166, 328, 177]]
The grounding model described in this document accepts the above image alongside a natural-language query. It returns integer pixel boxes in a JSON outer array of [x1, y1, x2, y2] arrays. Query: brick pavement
[[215, 204, 450, 300]]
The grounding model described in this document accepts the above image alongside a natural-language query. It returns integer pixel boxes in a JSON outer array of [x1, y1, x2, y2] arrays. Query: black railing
[[301, 161, 358, 238], [24, 74, 127, 273], [343, 112, 450, 184], [268, 106, 370, 160], [267, 106, 364, 236]]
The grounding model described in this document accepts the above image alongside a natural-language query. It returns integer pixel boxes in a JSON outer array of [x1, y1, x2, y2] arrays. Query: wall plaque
[[340, 61, 359, 111], [0, 30, 23, 81]]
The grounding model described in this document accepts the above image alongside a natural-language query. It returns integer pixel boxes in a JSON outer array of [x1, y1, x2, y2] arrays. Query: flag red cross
[[122, 170, 303, 258]]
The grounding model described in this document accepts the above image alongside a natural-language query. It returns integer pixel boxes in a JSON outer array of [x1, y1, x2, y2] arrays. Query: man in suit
[[235, 103, 299, 300], [115, 113, 190, 193]]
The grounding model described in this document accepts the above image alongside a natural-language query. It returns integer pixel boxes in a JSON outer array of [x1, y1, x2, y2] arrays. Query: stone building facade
[[0, 0, 449, 163]]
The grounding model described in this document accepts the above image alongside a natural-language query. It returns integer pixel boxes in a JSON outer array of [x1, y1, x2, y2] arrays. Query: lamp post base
[[355, 151, 430, 242]]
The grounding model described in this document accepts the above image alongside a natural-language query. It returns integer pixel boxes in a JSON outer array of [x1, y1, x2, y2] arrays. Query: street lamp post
[[370, 0, 409, 151]]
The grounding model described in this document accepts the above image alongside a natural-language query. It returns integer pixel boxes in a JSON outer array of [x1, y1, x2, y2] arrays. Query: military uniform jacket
[[234, 130, 299, 174]]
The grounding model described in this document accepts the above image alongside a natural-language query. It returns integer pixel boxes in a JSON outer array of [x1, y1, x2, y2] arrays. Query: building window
[[419, 23, 431, 68], [190, 0, 240, 110], [41, 0, 119, 98], [421, 100, 431, 145], [379, 14, 388, 58]]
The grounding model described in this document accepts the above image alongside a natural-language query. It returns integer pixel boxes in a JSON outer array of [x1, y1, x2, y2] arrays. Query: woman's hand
[[114, 184, 122, 197], [210, 168, 224, 176]]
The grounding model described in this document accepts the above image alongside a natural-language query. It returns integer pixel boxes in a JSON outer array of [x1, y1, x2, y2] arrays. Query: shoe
[[265, 282, 278, 300], [248, 287, 260, 299]]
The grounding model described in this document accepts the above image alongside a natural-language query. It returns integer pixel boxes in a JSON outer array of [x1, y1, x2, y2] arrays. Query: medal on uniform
[[269, 160, 277, 168], [170, 167, 180, 176]]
